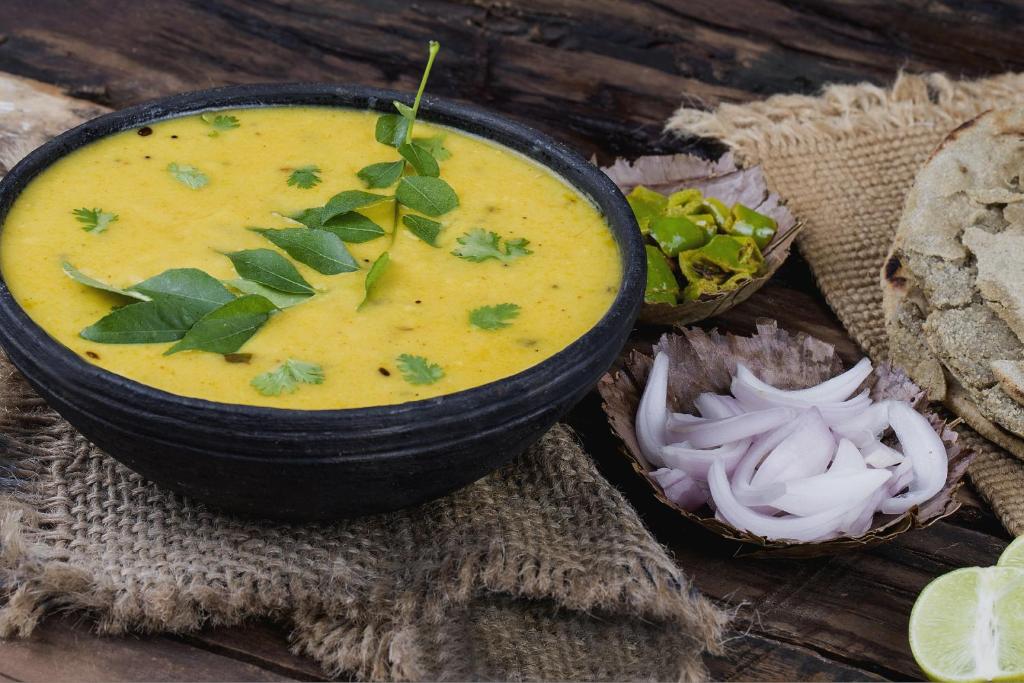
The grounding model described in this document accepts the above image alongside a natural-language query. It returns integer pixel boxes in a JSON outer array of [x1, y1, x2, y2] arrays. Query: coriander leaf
[[398, 142, 439, 177], [395, 353, 444, 385], [223, 279, 312, 309], [321, 190, 392, 223], [401, 215, 442, 246], [72, 207, 118, 234], [287, 165, 321, 189], [251, 227, 358, 275], [357, 160, 405, 189], [375, 114, 410, 147], [251, 358, 325, 396], [200, 112, 240, 133], [395, 176, 458, 216], [393, 100, 415, 119], [168, 162, 209, 189], [290, 207, 324, 228], [452, 228, 532, 264], [80, 299, 199, 344], [469, 303, 521, 330], [165, 294, 277, 355], [130, 268, 235, 319], [321, 212, 386, 243], [358, 251, 390, 310], [412, 134, 451, 161], [223, 248, 315, 295], [62, 261, 150, 301]]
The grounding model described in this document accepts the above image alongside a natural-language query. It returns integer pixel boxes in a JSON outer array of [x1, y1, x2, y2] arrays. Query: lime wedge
[[998, 536, 1024, 569], [910, 566, 1024, 682]]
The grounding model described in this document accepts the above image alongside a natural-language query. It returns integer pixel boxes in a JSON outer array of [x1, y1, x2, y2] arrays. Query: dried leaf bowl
[[597, 320, 972, 558], [603, 154, 803, 326]]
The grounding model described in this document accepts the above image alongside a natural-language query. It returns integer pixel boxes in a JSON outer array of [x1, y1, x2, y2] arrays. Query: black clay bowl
[[0, 84, 644, 520]]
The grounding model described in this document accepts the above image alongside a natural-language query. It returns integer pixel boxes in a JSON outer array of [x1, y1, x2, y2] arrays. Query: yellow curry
[[0, 107, 620, 408]]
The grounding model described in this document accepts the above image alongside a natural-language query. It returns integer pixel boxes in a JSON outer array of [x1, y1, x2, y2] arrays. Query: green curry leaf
[[223, 279, 311, 308], [223, 248, 315, 295], [398, 142, 439, 177], [357, 160, 405, 189], [321, 190, 392, 223], [395, 176, 458, 216], [358, 251, 390, 310], [165, 294, 278, 355], [61, 261, 150, 301], [251, 227, 359, 275], [401, 215, 442, 246], [320, 212, 386, 243]]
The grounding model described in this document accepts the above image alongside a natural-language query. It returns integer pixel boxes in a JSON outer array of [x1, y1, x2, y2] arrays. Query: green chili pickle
[[727, 203, 777, 250], [678, 234, 764, 300], [666, 188, 704, 217], [700, 197, 733, 230], [626, 186, 668, 234], [644, 244, 679, 304], [649, 215, 709, 256]]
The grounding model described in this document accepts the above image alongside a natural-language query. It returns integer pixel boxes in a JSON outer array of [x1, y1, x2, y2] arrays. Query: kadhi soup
[[0, 107, 621, 410]]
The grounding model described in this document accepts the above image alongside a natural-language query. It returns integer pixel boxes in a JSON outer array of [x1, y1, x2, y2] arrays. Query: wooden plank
[[0, 617, 295, 682], [174, 623, 327, 682], [705, 631, 886, 682]]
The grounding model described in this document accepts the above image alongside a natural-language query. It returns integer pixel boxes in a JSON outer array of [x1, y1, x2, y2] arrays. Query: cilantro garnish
[[287, 165, 322, 189], [168, 163, 209, 189], [200, 112, 240, 136], [469, 303, 521, 330], [251, 358, 325, 396], [72, 207, 118, 234], [396, 353, 444, 385], [452, 229, 532, 264]]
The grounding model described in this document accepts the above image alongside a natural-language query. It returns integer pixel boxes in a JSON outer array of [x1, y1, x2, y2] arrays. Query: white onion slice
[[731, 369, 871, 424], [708, 459, 855, 542], [694, 393, 741, 419], [661, 439, 751, 478], [750, 408, 834, 487], [636, 352, 670, 466], [829, 438, 867, 473], [650, 468, 707, 511], [879, 402, 947, 514], [769, 468, 891, 517], [831, 401, 892, 443], [735, 358, 872, 403], [664, 407, 793, 449], [862, 440, 905, 469]]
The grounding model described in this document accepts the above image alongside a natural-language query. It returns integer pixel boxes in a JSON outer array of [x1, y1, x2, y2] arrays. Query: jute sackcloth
[[669, 72, 1024, 534], [0, 74, 726, 681]]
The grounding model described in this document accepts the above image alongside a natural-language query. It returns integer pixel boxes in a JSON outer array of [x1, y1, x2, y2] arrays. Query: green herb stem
[[404, 41, 440, 146]]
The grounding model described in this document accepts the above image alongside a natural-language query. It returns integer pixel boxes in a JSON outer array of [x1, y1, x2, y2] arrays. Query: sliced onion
[[862, 440, 905, 469], [708, 459, 855, 542], [731, 369, 871, 424], [769, 468, 891, 517], [829, 438, 867, 473], [694, 393, 742, 419], [735, 358, 872, 403], [663, 407, 793, 449], [750, 408, 834, 487], [831, 401, 892, 443], [650, 468, 707, 511], [879, 402, 947, 514], [636, 352, 670, 466], [661, 439, 751, 478], [731, 420, 804, 506]]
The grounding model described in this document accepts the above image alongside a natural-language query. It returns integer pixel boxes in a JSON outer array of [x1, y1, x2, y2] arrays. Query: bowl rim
[[0, 82, 645, 422]]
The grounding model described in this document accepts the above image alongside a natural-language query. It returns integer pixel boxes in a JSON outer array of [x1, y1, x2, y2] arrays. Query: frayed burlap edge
[[668, 71, 1024, 161], [667, 70, 1024, 536]]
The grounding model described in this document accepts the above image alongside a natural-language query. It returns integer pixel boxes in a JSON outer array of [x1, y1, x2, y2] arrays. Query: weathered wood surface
[[2, 1, 1022, 681]]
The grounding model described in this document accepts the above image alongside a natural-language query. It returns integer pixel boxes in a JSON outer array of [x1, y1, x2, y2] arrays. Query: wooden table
[[1, 1, 1022, 680]]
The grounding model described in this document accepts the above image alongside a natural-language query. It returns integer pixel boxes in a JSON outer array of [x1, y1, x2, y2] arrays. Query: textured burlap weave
[[0, 74, 726, 681], [669, 71, 1024, 534]]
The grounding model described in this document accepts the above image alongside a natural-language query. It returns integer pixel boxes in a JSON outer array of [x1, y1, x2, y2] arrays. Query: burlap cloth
[[669, 71, 1024, 534], [0, 74, 726, 681]]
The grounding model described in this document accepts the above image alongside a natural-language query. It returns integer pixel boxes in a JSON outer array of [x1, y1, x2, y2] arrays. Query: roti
[[883, 109, 1024, 457]]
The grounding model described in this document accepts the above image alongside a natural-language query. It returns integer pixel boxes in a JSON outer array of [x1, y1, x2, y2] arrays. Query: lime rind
[[997, 536, 1024, 569]]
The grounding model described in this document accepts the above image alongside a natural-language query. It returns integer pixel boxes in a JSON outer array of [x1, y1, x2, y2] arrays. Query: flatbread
[[883, 108, 1024, 448]]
